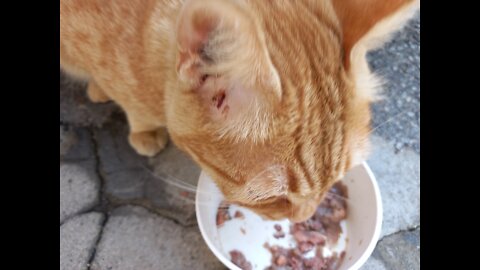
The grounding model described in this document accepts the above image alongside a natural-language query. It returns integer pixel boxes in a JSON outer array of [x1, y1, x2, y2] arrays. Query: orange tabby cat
[[60, 0, 419, 222]]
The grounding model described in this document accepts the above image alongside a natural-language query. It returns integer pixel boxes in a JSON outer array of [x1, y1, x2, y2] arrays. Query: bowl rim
[[347, 162, 383, 270], [195, 161, 383, 270]]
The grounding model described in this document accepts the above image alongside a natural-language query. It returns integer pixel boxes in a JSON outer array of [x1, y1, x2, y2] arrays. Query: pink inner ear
[[175, 1, 277, 126], [179, 15, 215, 53], [176, 6, 219, 79]]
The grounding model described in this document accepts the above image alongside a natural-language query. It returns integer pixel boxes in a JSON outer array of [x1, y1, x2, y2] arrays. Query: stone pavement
[[60, 12, 419, 270]]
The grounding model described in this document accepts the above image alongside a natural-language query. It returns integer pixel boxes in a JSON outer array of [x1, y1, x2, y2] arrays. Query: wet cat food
[[216, 201, 232, 227], [235, 210, 246, 219], [230, 250, 253, 270], [219, 181, 348, 270], [266, 182, 348, 270], [273, 224, 285, 239]]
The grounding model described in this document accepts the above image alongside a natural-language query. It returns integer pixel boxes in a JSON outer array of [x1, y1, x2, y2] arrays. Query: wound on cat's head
[[169, 0, 418, 222]]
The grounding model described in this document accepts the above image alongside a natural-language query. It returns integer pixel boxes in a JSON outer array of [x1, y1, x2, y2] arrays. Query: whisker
[[368, 110, 410, 136], [141, 165, 197, 190], [249, 164, 286, 183], [140, 164, 222, 196], [167, 191, 197, 205], [141, 164, 197, 187], [157, 173, 197, 190], [196, 188, 224, 197], [163, 188, 224, 206], [195, 201, 229, 207], [326, 191, 349, 201]]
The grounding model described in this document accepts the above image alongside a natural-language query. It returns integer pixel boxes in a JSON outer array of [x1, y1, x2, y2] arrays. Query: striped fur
[[60, 0, 418, 221]]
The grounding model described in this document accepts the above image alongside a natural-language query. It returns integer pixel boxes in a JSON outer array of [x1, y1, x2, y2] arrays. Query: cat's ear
[[175, 0, 281, 141], [332, 0, 419, 69]]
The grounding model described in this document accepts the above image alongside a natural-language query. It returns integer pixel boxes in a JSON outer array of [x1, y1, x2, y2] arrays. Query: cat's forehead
[[258, 10, 344, 93], [259, 2, 342, 59]]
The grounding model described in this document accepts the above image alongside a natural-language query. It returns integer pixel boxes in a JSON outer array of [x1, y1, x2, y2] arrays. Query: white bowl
[[196, 162, 382, 270]]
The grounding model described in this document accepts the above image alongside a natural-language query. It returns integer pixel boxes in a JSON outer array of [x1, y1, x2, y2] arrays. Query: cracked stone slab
[[95, 117, 199, 225], [369, 228, 420, 270], [60, 70, 120, 128], [90, 206, 224, 270], [60, 212, 105, 270], [367, 135, 420, 238], [150, 139, 200, 188], [60, 162, 100, 224], [361, 256, 387, 270], [60, 124, 76, 157], [61, 125, 96, 162]]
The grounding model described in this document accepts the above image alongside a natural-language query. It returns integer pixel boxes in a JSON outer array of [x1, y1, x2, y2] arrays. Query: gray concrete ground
[[60, 12, 419, 270]]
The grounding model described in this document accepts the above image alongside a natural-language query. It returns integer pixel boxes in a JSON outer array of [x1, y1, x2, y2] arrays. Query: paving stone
[[95, 117, 199, 225], [60, 212, 105, 270], [90, 206, 225, 270], [61, 126, 96, 161], [361, 256, 387, 270], [367, 135, 420, 238], [370, 228, 420, 270], [60, 70, 120, 128], [60, 162, 100, 224]]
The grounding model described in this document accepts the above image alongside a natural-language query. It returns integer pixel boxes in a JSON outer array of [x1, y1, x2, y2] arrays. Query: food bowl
[[196, 162, 382, 270]]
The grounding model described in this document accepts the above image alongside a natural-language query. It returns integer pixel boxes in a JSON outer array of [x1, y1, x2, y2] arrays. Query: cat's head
[[167, 0, 418, 222]]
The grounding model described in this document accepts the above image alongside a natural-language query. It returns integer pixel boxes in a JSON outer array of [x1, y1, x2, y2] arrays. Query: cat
[[60, 0, 419, 222]]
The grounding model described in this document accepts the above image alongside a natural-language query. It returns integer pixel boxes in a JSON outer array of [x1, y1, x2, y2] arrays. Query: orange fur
[[60, 0, 419, 222]]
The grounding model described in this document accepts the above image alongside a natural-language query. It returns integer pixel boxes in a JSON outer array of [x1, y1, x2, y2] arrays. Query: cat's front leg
[[87, 81, 111, 103], [128, 130, 165, 157], [127, 115, 169, 157]]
